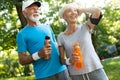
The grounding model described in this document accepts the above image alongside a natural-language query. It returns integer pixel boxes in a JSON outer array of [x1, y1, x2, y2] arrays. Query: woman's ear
[[62, 14, 68, 22], [62, 13, 66, 19], [62, 15, 65, 19]]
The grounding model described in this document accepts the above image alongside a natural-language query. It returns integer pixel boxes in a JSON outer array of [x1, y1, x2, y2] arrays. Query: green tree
[[0, 0, 120, 78], [96, 1, 120, 58]]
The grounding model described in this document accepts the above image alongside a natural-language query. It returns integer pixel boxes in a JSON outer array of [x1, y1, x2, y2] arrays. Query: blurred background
[[0, 0, 120, 80]]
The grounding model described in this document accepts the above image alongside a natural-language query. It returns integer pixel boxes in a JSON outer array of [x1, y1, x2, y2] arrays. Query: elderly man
[[16, 0, 69, 80]]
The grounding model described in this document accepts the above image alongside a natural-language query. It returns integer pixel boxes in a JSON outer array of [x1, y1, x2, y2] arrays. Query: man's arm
[[18, 44, 52, 65], [18, 52, 34, 65]]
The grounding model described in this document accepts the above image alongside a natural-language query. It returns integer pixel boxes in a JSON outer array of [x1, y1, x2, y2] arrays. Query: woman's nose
[[71, 10, 76, 14]]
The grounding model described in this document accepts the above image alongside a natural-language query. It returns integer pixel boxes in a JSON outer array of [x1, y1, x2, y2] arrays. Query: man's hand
[[38, 42, 52, 59]]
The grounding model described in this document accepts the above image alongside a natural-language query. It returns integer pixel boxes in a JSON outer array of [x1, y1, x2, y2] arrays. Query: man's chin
[[30, 19, 40, 23], [29, 16, 40, 23]]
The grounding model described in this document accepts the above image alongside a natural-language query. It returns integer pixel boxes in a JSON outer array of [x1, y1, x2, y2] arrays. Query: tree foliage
[[0, 0, 120, 78], [96, 1, 120, 58]]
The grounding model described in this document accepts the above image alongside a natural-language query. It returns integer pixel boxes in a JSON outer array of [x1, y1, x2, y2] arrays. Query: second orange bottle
[[72, 42, 83, 70]]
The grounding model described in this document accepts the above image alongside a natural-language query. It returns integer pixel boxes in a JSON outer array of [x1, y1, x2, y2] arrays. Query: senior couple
[[16, 0, 108, 80]]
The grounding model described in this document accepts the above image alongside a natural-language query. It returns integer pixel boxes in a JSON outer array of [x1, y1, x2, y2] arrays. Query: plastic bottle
[[72, 42, 83, 69], [44, 36, 50, 60]]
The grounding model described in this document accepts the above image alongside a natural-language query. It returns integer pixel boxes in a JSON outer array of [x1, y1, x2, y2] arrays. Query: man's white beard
[[29, 13, 40, 23]]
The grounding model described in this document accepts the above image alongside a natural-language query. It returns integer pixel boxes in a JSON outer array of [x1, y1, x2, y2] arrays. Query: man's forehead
[[27, 4, 39, 8]]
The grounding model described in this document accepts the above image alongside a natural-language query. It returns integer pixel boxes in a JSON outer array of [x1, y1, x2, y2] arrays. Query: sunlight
[[75, 0, 106, 8]]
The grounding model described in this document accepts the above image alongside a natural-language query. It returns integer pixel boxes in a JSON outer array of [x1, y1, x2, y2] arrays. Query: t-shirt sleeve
[[81, 22, 93, 34], [57, 33, 63, 46], [48, 25, 57, 42], [16, 33, 27, 53]]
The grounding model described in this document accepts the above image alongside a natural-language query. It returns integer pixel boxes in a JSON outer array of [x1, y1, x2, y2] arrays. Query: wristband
[[89, 29, 93, 34], [32, 52, 41, 61], [90, 12, 103, 25], [65, 58, 71, 65]]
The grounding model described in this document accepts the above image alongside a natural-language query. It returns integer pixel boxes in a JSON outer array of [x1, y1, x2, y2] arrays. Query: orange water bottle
[[73, 42, 83, 69]]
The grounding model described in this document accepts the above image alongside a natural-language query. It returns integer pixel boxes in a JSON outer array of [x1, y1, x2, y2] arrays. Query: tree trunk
[[15, 0, 27, 28], [15, 0, 31, 76]]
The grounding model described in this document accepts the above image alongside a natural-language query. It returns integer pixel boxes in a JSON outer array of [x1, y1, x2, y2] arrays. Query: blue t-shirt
[[16, 24, 67, 79]]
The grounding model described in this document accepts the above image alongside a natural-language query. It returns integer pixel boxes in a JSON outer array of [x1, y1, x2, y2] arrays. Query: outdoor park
[[0, 0, 120, 80]]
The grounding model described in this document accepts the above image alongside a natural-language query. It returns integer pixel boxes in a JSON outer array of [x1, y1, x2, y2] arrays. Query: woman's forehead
[[66, 7, 77, 10], [64, 7, 77, 12]]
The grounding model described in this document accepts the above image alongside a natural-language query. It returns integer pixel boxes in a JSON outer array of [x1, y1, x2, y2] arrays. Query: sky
[[75, 0, 109, 8]]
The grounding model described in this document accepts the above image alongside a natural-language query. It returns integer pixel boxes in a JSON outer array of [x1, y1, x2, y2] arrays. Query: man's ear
[[22, 11, 26, 17]]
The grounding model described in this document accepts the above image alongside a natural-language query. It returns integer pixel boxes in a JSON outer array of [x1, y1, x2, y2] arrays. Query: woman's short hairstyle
[[59, 3, 78, 17]]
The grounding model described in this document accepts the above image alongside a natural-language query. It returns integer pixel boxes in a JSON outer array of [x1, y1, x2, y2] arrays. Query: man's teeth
[[34, 15, 38, 16], [34, 15, 39, 17]]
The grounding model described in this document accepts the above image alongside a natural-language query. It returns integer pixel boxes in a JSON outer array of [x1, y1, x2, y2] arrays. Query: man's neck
[[27, 21, 40, 26], [27, 23, 37, 26]]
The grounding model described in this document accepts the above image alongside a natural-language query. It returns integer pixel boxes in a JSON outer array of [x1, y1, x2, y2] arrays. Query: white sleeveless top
[[57, 23, 103, 75]]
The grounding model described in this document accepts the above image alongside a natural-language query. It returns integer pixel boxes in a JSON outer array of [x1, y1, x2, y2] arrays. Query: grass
[[101, 56, 120, 80], [0, 75, 35, 80], [0, 57, 120, 80]]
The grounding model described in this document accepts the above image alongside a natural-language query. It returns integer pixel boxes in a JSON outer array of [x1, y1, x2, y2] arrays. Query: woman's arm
[[58, 46, 66, 64], [58, 46, 73, 65], [77, 8, 102, 29]]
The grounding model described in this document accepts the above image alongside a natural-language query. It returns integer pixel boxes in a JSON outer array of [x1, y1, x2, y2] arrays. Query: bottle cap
[[45, 36, 50, 39]]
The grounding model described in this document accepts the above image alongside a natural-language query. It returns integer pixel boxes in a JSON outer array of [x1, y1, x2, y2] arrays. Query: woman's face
[[63, 7, 78, 24]]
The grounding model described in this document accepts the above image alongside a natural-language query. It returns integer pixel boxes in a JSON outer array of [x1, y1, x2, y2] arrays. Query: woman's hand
[[70, 53, 81, 64]]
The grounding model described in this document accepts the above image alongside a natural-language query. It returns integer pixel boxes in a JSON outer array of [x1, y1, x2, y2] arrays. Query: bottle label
[[74, 46, 80, 48]]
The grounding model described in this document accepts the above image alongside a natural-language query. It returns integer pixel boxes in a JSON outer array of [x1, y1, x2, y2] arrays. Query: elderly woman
[[57, 3, 109, 80]]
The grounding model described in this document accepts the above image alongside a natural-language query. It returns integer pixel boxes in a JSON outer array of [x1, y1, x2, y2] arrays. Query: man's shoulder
[[18, 27, 26, 33], [17, 26, 28, 36]]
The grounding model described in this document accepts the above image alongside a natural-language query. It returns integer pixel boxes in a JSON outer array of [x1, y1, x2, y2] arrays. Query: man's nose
[[34, 9, 39, 13]]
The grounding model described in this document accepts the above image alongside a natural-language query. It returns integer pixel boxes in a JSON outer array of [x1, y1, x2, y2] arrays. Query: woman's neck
[[64, 23, 77, 35]]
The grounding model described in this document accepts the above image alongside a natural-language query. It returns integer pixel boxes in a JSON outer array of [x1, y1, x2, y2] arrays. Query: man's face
[[23, 4, 40, 22]]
